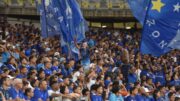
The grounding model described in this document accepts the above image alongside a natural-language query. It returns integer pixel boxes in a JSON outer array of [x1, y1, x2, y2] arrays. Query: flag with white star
[[141, 0, 180, 56]]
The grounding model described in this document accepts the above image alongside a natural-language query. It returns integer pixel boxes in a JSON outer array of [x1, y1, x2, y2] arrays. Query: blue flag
[[36, 0, 87, 59], [127, 0, 150, 25], [141, 0, 180, 56]]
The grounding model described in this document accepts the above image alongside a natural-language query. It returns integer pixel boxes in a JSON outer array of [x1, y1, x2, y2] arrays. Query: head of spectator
[[39, 80, 48, 91], [13, 78, 23, 90], [24, 88, 34, 100]]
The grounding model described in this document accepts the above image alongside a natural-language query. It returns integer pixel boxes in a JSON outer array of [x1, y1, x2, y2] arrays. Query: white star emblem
[[174, 3, 180, 12], [48, 13, 53, 18]]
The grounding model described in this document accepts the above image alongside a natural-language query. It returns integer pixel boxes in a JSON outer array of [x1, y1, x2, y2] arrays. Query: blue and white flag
[[36, 0, 87, 59], [127, 0, 150, 25], [141, 0, 180, 56]]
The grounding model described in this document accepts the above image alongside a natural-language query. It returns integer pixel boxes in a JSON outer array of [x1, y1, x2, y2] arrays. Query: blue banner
[[127, 0, 150, 25], [36, 0, 87, 59], [141, 0, 180, 56]]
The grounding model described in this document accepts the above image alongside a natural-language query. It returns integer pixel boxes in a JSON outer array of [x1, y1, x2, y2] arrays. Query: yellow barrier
[[17, 0, 24, 6]]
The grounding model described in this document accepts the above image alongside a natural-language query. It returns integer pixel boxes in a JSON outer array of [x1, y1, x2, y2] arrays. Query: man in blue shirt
[[154, 67, 166, 86], [126, 87, 138, 101], [16, 66, 28, 78], [8, 78, 25, 100], [32, 80, 49, 101], [128, 66, 138, 89], [0, 77, 11, 101], [91, 84, 103, 101], [44, 61, 53, 76]]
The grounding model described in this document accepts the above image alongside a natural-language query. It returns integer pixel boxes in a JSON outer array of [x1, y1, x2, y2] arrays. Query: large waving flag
[[141, 0, 180, 56], [127, 0, 150, 25], [36, 0, 87, 59]]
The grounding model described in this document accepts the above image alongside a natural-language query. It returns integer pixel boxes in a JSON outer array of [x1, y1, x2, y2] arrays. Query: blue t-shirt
[[170, 79, 180, 86], [109, 93, 124, 101], [8, 87, 24, 100], [154, 71, 166, 85], [51, 66, 59, 73], [128, 73, 138, 84], [44, 68, 53, 75], [125, 95, 137, 101], [16, 74, 27, 79], [91, 94, 103, 101], [1, 52, 10, 63], [32, 88, 49, 101]]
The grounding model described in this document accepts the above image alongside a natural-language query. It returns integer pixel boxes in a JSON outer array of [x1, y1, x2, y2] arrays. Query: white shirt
[[48, 89, 62, 101], [72, 71, 80, 82]]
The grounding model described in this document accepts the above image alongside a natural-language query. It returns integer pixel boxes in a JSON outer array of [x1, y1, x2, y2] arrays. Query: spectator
[[0, 77, 11, 100], [9, 78, 24, 100], [109, 86, 124, 101], [125, 87, 138, 101], [33, 80, 49, 101], [24, 88, 34, 101]]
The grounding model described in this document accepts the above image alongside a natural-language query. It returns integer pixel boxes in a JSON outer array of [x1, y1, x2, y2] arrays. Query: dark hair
[[111, 86, 120, 94], [29, 55, 36, 61], [95, 84, 102, 91], [130, 87, 137, 94], [50, 81, 58, 87], [112, 81, 119, 88], [153, 90, 160, 99], [73, 86, 80, 92], [1, 77, 9, 85], [60, 85, 67, 94], [82, 88, 89, 96], [90, 84, 97, 91], [25, 88, 32, 96], [168, 92, 174, 98]]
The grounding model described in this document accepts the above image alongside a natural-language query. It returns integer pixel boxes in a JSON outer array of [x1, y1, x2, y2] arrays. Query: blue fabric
[[91, 94, 103, 101], [88, 39, 95, 47], [154, 71, 166, 85], [125, 95, 137, 101], [16, 74, 27, 78], [127, 0, 150, 25], [1, 52, 10, 63], [61, 66, 73, 77], [25, 49, 31, 57], [80, 48, 90, 68], [141, 0, 180, 56], [8, 87, 24, 100], [141, 70, 156, 83], [44, 68, 53, 75], [36, 0, 86, 59], [51, 66, 59, 72], [170, 80, 180, 86], [37, 63, 44, 71], [96, 66, 102, 74], [128, 73, 138, 84], [7, 64, 16, 71], [109, 93, 124, 101], [32, 88, 49, 101]]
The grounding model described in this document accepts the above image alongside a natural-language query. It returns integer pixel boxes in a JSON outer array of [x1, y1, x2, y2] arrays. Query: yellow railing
[[0, 0, 130, 9]]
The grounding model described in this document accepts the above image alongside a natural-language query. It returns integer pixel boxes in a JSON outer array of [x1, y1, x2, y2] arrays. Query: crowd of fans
[[0, 22, 180, 101]]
